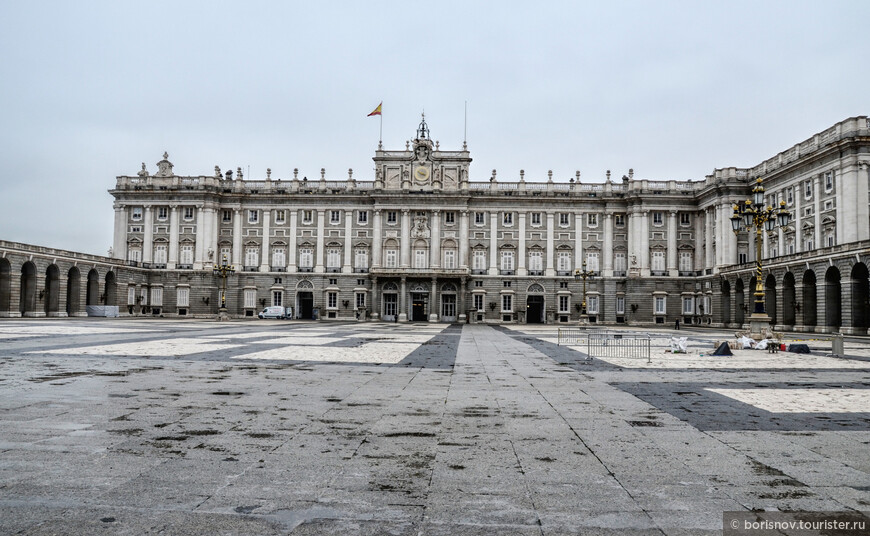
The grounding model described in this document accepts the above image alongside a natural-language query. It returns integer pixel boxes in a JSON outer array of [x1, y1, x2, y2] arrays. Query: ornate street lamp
[[212, 253, 235, 318], [574, 260, 595, 324], [730, 178, 790, 338]]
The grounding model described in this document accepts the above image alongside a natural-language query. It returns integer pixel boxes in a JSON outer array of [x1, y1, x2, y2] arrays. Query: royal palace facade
[[2, 116, 869, 333]]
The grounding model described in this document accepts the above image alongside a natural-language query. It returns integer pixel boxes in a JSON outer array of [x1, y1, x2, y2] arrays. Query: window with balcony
[[528, 251, 543, 274], [179, 245, 193, 267], [354, 249, 368, 271], [153, 245, 167, 266], [472, 250, 486, 272], [385, 248, 398, 268], [651, 250, 665, 273], [557, 251, 571, 273], [679, 251, 693, 273], [443, 249, 456, 269], [245, 247, 259, 268], [614, 252, 626, 275], [299, 248, 313, 269], [585, 251, 599, 272], [414, 249, 427, 268], [326, 248, 341, 271], [272, 248, 286, 270], [500, 251, 515, 272]]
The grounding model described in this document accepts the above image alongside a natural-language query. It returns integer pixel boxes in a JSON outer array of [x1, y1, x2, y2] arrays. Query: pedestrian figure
[[675, 318, 680, 330]]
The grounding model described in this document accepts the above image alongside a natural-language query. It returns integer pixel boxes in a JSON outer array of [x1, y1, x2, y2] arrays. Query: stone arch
[[66, 267, 81, 316], [19, 261, 37, 315], [383, 282, 398, 291], [720, 280, 731, 325], [45, 264, 60, 316], [765, 274, 777, 325], [782, 272, 796, 327], [441, 283, 456, 292], [735, 278, 745, 325], [850, 262, 869, 332], [0, 257, 11, 315], [802, 270, 817, 327], [86, 269, 100, 306], [825, 266, 841, 329], [296, 279, 314, 290], [527, 283, 545, 294], [105, 271, 117, 307]]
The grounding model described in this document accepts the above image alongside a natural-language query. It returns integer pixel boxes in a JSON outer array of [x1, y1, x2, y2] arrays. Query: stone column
[[315, 209, 325, 273], [857, 162, 870, 242], [260, 209, 271, 272], [168, 205, 179, 269], [232, 209, 242, 267], [459, 210, 469, 269], [429, 276, 438, 321], [400, 209, 411, 268], [793, 187, 802, 253], [112, 204, 126, 260], [627, 210, 635, 270], [458, 278, 467, 323], [704, 208, 713, 269], [578, 212, 587, 274], [813, 176, 822, 247], [372, 209, 382, 268], [343, 210, 353, 273], [517, 212, 527, 276], [667, 210, 677, 275], [794, 282, 805, 331], [603, 213, 612, 276], [399, 276, 407, 322], [371, 277, 379, 320], [694, 210, 705, 271], [194, 205, 205, 269], [545, 211, 555, 277], [727, 204, 737, 264], [288, 210, 298, 272], [640, 210, 650, 275], [430, 209, 441, 268], [143, 205, 153, 264], [488, 212, 498, 275]]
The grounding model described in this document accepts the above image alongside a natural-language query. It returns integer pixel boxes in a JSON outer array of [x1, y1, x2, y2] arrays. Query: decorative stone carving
[[156, 152, 173, 177], [411, 215, 430, 239]]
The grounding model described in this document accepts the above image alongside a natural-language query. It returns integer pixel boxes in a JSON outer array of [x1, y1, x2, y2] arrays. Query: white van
[[258, 306, 285, 319]]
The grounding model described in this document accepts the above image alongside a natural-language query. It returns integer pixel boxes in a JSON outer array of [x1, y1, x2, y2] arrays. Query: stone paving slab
[[1, 319, 869, 534]]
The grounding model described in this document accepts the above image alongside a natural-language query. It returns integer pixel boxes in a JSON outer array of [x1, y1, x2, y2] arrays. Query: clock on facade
[[414, 165, 430, 183]]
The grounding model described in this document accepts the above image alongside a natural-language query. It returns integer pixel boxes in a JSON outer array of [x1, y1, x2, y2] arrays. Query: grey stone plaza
[[1, 319, 869, 535]]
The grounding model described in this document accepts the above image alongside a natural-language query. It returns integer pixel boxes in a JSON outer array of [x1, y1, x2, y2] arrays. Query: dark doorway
[[105, 271, 117, 307], [86, 269, 100, 306], [825, 266, 841, 329], [851, 263, 869, 332], [411, 292, 427, 321], [45, 265, 60, 316], [735, 279, 745, 325], [765, 274, 777, 325], [802, 270, 817, 328], [720, 280, 731, 325], [298, 292, 314, 319], [0, 258, 11, 315], [526, 295, 544, 324], [382, 293, 398, 321], [782, 272, 795, 327], [19, 262, 37, 315]]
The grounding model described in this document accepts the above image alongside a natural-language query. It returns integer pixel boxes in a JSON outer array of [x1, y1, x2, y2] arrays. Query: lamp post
[[212, 254, 235, 320], [574, 260, 595, 324], [730, 178, 791, 338]]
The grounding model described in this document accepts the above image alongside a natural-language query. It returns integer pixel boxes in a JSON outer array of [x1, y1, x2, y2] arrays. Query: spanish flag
[[367, 102, 382, 117]]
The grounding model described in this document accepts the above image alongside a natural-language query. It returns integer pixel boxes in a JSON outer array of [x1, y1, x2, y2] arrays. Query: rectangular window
[[616, 296, 625, 314], [531, 212, 542, 226], [683, 297, 694, 314], [299, 248, 313, 268], [414, 249, 427, 268], [474, 280, 483, 287], [614, 252, 626, 273], [385, 249, 398, 268], [738, 252, 747, 264], [244, 289, 256, 308], [786, 188, 794, 204], [500, 251, 515, 271], [651, 251, 665, 272], [222, 210, 232, 222], [652, 212, 663, 225], [153, 245, 167, 265], [614, 214, 624, 226], [127, 286, 136, 305], [824, 171, 834, 192], [559, 295, 569, 313], [804, 206, 813, 217], [824, 200, 834, 211], [245, 247, 259, 267], [473, 250, 486, 270], [330, 210, 340, 223], [827, 234, 835, 247], [275, 210, 285, 224], [150, 287, 163, 307], [679, 251, 693, 272], [559, 213, 570, 226], [474, 212, 485, 225], [327, 292, 337, 309], [654, 296, 666, 314], [131, 207, 143, 221], [128, 248, 142, 263], [587, 214, 598, 227], [272, 290, 283, 307], [248, 210, 258, 224], [503, 212, 513, 226], [559, 281, 568, 289], [680, 213, 690, 226], [387, 211, 397, 224], [139, 287, 148, 305], [327, 249, 341, 268], [557, 251, 571, 272], [804, 239, 814, 251], [503, 281, 511, 288], [529, 251, 543, 272], [183, 207, 194, 220], [355, 249, 368, 269], [272, 248, 286, 268], [443, 249, 456, 269], [585, 251, 599, 272], [219, 247, 231, 265], [302, 210, 313, 224], [358, 211, 368, 224], [474, 294, 484, 312], [175, 287, 189, 308], [445, 212, 455, 224], [587, 296, 599, 314], [501, 294, 513, 312], [356, 292, 366, 309], [805, 181, 812, 198], [180, 245, 194, 265], [157, 207, 168, 220], [329, 278, 338, 285]]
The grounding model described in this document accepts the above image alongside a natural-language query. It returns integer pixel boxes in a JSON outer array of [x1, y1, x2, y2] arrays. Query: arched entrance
[[409, 282, 429, 322], [19, 262, 37, 316], [765, 274, 777, 325], [526, 283, 545, 324], [850, 263, 869, 333], [802, 270, 817, 328], [45, 265, 60, 316], [86, 269, 100, 306], [296, 280, 314, 319], [381, 282, 398, 322], [105, 271, 117, 307], [0, 258, 11, 316], [734, 278, 745, 326], [67, 267, 81, 316], [782, 272, 796, 327], [825, 266, 841, 330], [720, 280, 731, 325], [440, 283, 457, 322]]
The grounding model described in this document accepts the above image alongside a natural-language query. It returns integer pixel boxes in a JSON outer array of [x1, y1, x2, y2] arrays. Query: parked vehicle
[[258, 306, 285, 319]]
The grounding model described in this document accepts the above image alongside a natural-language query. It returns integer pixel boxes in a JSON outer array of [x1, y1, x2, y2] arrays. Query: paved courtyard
[[1, 319, 869, 535]]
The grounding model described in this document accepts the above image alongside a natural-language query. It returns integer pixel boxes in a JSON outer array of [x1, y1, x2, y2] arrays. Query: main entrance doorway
[[383, 293, 398, 322], [297, 292, 314, 319], [411, 292, 428, 321], [441, 294, 456, 322], [527, 295, 544, 324]]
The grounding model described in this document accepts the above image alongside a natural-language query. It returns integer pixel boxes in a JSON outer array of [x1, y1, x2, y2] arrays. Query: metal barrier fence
[[558, 328, 651, 362]]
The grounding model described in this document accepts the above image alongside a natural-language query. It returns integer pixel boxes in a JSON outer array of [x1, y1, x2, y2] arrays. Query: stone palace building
[[1, 115, 869, 333]]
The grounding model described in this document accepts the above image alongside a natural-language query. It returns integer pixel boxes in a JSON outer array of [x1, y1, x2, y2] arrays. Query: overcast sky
[[1, 1, 867, 255]]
